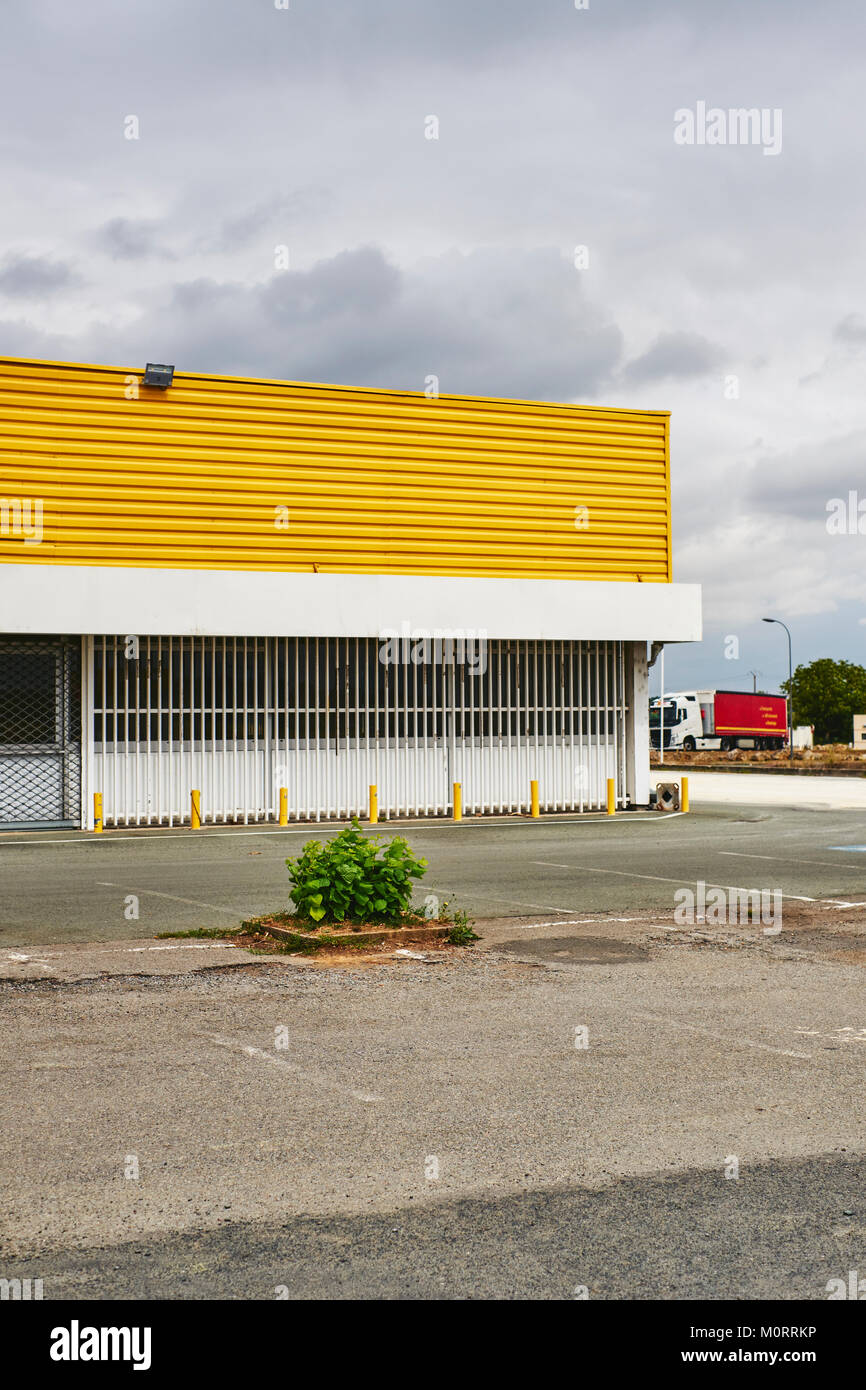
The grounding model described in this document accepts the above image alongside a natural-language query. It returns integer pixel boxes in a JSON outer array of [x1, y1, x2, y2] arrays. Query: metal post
[[786, 627, 793, 760], [659, 646, 665, 765], [762, 618, 794, 760]]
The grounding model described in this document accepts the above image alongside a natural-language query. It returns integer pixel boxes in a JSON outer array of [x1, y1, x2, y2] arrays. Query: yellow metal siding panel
[[0, 358, 671, 581]]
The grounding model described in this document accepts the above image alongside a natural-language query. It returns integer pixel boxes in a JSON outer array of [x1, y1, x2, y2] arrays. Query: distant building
[[854, 715, 866, 748]]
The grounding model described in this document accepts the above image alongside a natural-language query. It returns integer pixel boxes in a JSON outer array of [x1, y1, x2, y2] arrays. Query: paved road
[[1, 925, 865, 1300], [10, 1154, 865, 1300], [662, 769, 866, 810], [1, 799, 865, 945]]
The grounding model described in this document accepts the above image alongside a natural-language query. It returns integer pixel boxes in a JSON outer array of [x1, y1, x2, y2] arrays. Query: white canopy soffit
[[0, 564, 702, 642]]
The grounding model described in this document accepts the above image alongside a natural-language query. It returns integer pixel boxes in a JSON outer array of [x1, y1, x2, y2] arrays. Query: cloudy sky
[[1, 0, 864, 695]]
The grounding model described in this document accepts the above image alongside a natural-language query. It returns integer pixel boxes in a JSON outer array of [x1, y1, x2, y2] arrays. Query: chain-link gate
[[0, 637, 81, 827]]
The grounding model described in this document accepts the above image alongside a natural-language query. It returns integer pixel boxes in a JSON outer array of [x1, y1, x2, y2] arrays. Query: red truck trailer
[[650, 689, 789, 751]]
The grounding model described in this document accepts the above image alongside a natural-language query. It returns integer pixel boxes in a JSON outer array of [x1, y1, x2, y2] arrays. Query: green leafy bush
[[286, 818, 427, 925]]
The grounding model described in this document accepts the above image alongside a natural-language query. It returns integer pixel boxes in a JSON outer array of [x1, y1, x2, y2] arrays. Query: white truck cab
[[649, 691, 706, 751]]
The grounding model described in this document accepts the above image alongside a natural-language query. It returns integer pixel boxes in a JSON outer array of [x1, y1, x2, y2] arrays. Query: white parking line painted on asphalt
[[529, 860, 819, 901], [0, 951, 55, 972], [0, 829, 346, 846], [633, 1012, 813, 1061], [211, 1035, 383, 1103], [95, 882, 239, 914], [719, 850, 866, 873], [127, 943, 237, 953], [461, 891, 582, 914], [794, 1027, 866, 1042], [510, 916, 647, 930], [510, 919, 588, 929], [0, 812, 686, 848], [1, 943, 231, 960], [813, 900, 866, 909]]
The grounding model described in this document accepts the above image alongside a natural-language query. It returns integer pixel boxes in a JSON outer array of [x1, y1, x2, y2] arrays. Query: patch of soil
[[652, 745, 866, 775], [221, 926, 455, 959], [772, 927, 866, 964], [241, 910, 456, 952]]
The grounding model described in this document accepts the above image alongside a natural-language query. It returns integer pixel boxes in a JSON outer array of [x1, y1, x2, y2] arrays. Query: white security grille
[[89, 636, 627, 827]]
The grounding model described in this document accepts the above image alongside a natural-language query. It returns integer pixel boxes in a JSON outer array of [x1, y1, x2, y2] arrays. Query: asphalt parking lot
[[1, 796, 865, 945], [2, 785, 865, 1301], [2, 920, 866, 1300]]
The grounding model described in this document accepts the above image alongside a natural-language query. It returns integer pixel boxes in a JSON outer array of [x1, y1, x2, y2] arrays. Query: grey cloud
[[95, 218, 176, 261], [0, 317, 71, 358], [210, 191, 332, 253], [1, 1, 835, 91], [833, 313, 866, 346], [747, 430, 866, 520], [71, 245, 622, 400], [0, 254, 83, 297], [217, 201, 289, 251], [622, 332, 726, 385], [0, 1, 617, 91], [2, 0, 866, 670]]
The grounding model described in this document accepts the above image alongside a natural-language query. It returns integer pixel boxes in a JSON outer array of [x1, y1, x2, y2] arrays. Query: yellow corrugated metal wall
[[0, 357, 671, 580]]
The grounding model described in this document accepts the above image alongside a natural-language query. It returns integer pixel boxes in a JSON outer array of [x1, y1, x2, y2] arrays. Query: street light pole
[[659, 646, 664, 765], [761, 618, 793, 760]]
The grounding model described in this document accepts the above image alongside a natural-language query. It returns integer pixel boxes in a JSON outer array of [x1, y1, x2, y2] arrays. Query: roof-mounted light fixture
[[142, 362, 175, 389]]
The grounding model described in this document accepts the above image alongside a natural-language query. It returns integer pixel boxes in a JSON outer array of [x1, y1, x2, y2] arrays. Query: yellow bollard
[[93, 792, 103, 834], [681, 776, 689, 814], [279, 786, 288, 826], [530, 779, 540, 818], [191, 789, 201, 829], [453, 782, 463, 822], [606, 777, 616, 816], [369, 784, 378, 824]]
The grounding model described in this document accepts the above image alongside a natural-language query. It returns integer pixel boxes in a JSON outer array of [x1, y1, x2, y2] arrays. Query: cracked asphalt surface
[[1, 798, 865, 1300]]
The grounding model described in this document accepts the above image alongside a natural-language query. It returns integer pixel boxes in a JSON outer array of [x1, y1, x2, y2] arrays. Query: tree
[[781, 658, 866, 744]]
